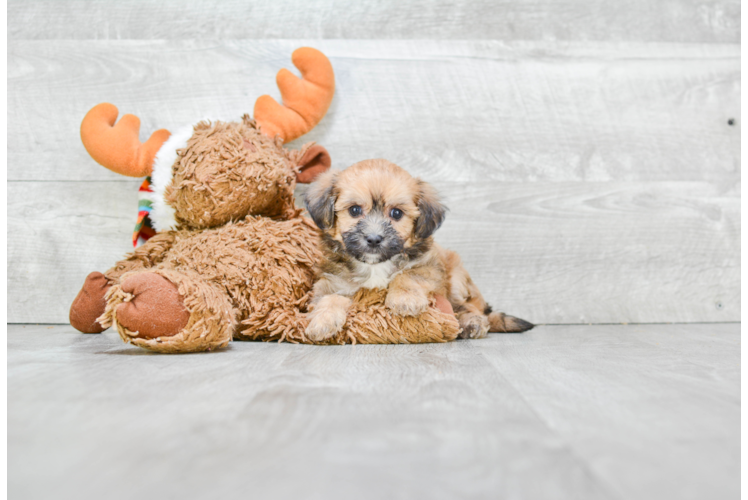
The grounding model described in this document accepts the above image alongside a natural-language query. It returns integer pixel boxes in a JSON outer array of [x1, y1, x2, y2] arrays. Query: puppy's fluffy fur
[[304, 159, 533, 341]]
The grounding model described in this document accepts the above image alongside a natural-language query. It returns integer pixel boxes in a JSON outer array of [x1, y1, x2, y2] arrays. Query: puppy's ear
[[414, 180, 447, 239], [304, 169, 338, 230]]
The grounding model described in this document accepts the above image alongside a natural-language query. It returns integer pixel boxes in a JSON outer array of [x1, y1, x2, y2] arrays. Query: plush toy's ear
[[304, 169, 338, 230], [414, 180, 447, 240], [296, 144, 331, 184]]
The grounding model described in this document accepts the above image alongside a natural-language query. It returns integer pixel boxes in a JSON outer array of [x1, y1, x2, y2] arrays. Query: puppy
[[303, 159, 533, 341]]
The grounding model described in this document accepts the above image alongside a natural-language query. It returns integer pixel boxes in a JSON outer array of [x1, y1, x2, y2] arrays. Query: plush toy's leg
[[101, 269, 236, 353], [69, 234, 180, 334], [69, 272, 111, 333], [114, 273, 191, 338]]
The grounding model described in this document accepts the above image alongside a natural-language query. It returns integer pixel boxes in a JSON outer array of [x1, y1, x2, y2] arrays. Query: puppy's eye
[[389, 208, 403, 220], [348, 205, 363, 217]]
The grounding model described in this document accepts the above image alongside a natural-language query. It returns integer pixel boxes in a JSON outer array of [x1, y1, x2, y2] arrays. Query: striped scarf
[[133, 177, 157, 247]]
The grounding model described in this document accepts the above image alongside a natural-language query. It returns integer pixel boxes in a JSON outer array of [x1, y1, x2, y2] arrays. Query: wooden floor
[[8, 323, 739, 500]]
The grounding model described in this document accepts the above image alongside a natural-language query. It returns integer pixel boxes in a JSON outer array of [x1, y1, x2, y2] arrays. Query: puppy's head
[[305, 159, 446, 264]]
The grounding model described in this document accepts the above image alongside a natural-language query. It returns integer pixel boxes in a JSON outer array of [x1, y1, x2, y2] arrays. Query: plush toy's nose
[[366, 234, 384, 246]]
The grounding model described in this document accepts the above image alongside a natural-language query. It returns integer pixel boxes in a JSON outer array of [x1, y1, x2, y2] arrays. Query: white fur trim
[[147, 124, 194, 232]]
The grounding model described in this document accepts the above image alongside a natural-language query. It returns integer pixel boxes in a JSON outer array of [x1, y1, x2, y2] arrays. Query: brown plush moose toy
[[69, 47, 461, 353]]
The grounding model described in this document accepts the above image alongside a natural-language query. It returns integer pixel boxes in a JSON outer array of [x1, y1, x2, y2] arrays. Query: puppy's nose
[[365, 234, 384, 246]]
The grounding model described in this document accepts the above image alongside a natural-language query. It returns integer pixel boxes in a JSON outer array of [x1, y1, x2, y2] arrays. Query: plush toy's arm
[[104, 231, 178, 282]]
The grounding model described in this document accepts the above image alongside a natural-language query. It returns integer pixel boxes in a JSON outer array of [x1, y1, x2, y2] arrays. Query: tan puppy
[[303, 159, 533, 341]]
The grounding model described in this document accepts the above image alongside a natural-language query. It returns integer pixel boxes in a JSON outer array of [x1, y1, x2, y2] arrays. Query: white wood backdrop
[[8, 1, 740, 324]]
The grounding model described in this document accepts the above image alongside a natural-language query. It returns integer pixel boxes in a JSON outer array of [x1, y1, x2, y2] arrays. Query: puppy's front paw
[[306, 307, 347, 341], [385, 290, 430, 317]]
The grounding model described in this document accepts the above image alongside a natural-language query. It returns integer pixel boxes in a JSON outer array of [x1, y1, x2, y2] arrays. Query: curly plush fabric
[[296, 289, 460, 345], [93, 215, 458, 352], [166, 118, 299, 228], [103, 267, 235, 354]]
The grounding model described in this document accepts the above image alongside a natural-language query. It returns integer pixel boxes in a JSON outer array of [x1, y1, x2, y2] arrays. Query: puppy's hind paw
[[458, 313, 490, 339], [385, 291, 430, 317]]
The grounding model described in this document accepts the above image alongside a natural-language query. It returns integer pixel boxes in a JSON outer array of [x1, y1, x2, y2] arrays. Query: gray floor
[[8, 323, 739, 500]]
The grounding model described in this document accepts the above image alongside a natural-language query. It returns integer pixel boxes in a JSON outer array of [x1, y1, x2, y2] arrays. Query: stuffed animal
[[69, 47, 460, 353]]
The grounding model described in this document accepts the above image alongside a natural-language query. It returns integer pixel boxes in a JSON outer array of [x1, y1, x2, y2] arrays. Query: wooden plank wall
[[8, 1, 740, 324]]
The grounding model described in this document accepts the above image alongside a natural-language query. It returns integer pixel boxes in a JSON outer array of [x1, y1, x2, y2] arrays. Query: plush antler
[[254, 47, 335, 143], [80, 103, 171, 177]]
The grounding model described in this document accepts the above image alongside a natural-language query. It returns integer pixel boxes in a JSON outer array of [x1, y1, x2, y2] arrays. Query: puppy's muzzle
[[342, 213, 404, 263]]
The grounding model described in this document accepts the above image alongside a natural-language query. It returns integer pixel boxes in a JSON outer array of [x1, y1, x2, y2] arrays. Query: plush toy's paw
[[70, 272, 111, 333], [385, 289, 430, 317], [458, 313, 490, 339], [116, 273, 190, 339]]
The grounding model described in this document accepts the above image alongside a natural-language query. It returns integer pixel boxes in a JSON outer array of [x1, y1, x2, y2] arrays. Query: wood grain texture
[[9, 40, 740, 183], [433, 180, 740, 324], [8, 323, 740, 500], [8, 0, 741, 43], [8, 179, 739, 324], [8, 181, 139, 324]]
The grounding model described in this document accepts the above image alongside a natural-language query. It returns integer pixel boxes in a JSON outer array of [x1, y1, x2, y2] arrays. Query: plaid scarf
[[133, 177, 157, 247]]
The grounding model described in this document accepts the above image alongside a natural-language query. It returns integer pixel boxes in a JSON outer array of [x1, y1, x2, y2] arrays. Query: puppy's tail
[[488, 311, 534, 333]]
